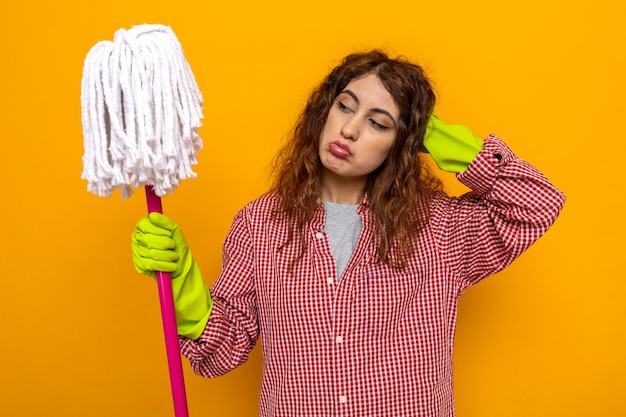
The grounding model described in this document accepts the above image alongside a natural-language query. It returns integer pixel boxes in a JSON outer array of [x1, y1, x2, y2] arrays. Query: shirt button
[[336, 336, 343, 343], [315, 231, 324, 239], [327, 277, 334, 284], [339, 396, 347, 404]]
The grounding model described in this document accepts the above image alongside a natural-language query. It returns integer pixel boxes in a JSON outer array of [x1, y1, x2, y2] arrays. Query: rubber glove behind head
[[424, 113, 484, 173]]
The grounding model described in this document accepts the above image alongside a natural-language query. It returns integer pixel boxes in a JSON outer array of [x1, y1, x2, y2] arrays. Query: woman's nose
[[340, 118, 359, 141]]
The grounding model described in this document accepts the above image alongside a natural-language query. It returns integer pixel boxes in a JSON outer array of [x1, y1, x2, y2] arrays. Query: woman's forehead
[[342, 74, 400, 117]]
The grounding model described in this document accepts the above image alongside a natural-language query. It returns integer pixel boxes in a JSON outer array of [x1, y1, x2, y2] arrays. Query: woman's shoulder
[[241, 193, 282, 219]]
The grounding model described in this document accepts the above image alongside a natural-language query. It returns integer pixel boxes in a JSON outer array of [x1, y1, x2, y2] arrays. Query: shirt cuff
[[456, 134, 517, 195]]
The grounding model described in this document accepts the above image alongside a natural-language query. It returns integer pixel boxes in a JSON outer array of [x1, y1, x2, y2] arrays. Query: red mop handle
[[145, 185, 190, 417]]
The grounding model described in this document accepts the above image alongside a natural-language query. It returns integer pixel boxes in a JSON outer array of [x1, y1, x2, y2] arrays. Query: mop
[[80, 24, 204, 417]]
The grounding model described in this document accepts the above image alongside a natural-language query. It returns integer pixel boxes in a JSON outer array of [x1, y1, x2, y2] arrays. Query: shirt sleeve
[[429, 134, 566, 289], [179, 209, 260, 377]]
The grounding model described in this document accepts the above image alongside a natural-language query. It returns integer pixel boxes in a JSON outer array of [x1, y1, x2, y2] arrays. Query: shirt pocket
[[361, 267, 424, 338]]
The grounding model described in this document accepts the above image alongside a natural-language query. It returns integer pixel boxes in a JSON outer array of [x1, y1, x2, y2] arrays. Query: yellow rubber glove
[[424, 113, 484, 173], [132, 213, 212, 339]]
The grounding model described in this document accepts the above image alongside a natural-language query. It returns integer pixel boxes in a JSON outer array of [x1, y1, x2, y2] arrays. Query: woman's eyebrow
[[341, 89, 397, 127]]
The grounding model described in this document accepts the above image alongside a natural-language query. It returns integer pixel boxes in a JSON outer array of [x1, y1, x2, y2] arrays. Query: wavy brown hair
[[269, 50, 443, 268]]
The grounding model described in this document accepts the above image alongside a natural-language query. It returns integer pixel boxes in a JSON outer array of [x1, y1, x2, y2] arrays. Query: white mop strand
[[81, 24, 204, 198]]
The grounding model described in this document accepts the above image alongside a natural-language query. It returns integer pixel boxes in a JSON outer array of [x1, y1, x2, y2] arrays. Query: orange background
[[1, 0, 624, 416]]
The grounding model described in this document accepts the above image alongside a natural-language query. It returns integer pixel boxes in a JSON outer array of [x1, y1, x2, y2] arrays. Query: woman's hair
[[270, 49, 443, 268]]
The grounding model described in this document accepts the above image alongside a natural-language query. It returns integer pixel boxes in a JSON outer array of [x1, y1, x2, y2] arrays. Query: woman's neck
[[320, 170, 366, 205]]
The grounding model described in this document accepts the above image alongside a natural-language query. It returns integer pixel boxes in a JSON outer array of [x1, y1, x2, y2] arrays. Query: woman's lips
[[329, 141, 352, 159]]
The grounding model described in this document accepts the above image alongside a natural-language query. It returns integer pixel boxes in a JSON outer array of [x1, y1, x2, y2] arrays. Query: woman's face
[[319, 73, 400, 182]]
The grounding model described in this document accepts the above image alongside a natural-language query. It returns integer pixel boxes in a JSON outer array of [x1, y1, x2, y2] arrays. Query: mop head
[[81, 24, 204, 198]]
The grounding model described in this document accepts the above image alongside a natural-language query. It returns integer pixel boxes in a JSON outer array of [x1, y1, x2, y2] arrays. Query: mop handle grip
[[145, 185, 190, 417]]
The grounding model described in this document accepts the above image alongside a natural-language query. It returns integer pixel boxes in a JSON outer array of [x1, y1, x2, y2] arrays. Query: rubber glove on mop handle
[[81, 24, 204, 417]]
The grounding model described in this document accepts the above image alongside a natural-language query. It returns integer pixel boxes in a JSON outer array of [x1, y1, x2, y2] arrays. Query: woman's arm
[[179, 209, 260, 377], [429, 134, 566, 288]]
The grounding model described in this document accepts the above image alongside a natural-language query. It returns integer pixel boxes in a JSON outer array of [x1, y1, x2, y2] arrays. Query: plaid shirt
[[180, 135, 565, 416]]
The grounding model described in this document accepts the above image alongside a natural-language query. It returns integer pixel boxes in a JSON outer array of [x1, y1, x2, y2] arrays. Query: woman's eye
[[369, 119, 389, 131], [336, 100, 352, 113]]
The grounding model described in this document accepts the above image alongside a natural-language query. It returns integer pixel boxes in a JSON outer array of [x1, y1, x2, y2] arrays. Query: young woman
[[131, 50, 565, 416]]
